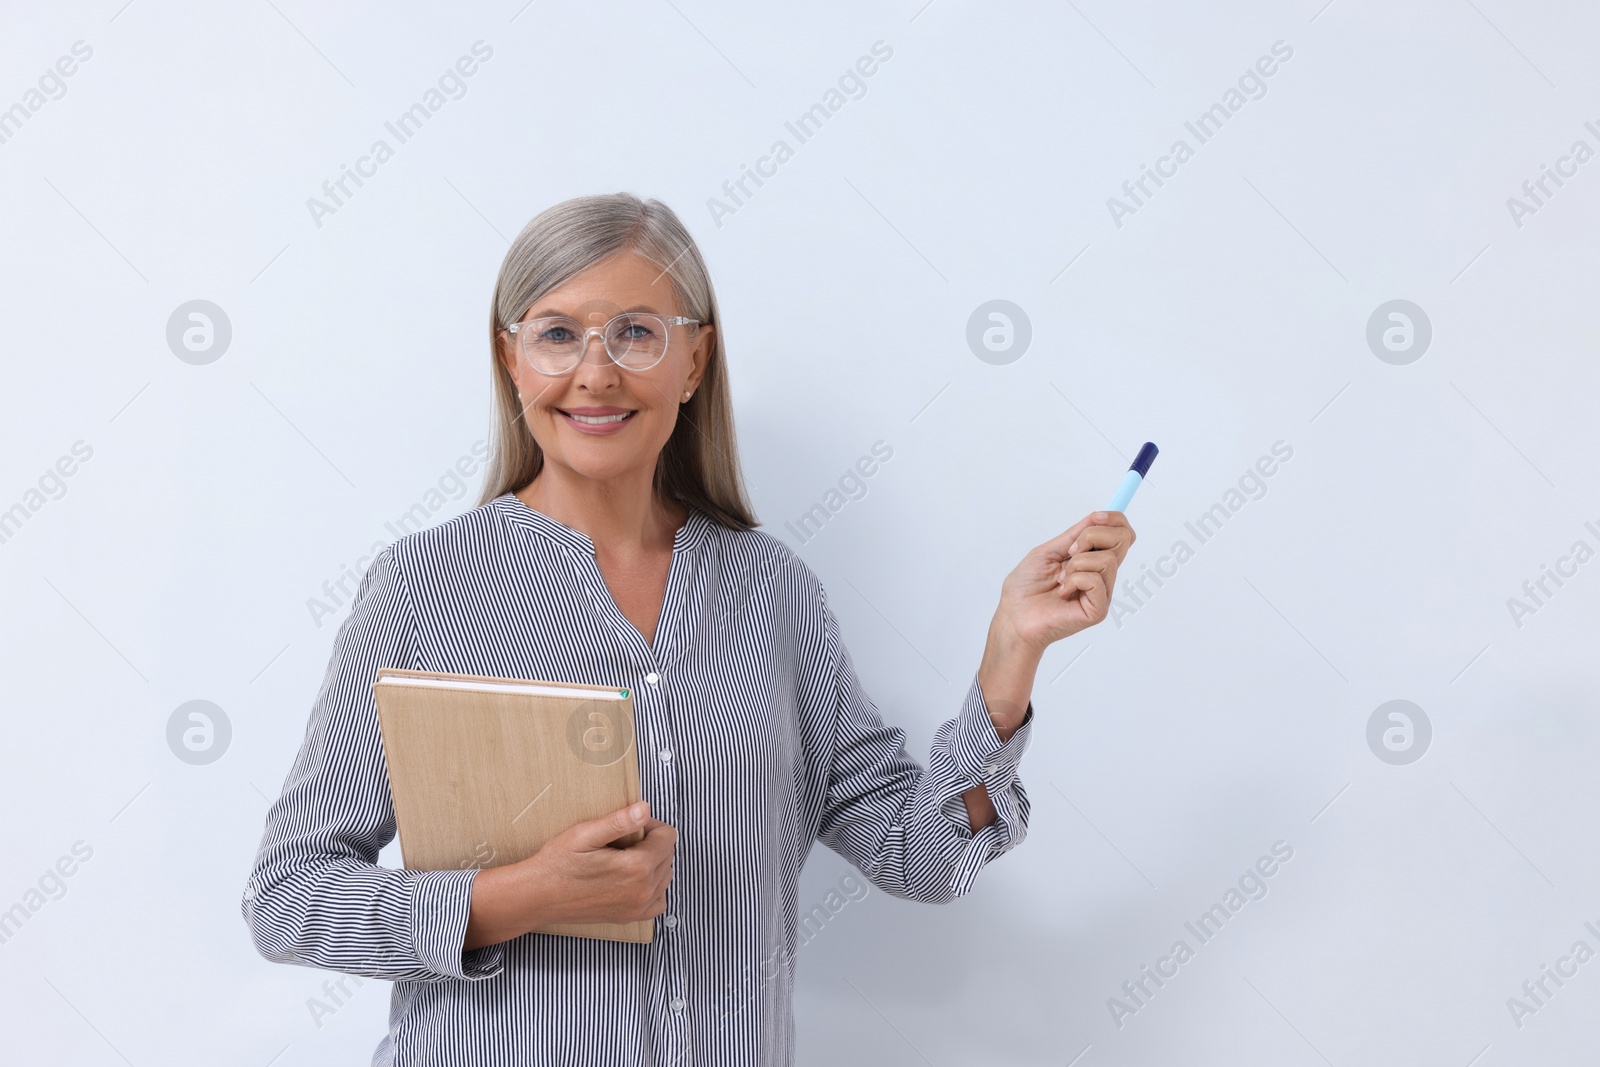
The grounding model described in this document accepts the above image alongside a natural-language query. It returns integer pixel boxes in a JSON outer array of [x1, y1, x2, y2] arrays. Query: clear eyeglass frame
[[502, 312, 702, 375]]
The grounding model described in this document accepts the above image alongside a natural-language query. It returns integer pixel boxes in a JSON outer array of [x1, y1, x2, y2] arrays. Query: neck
[[517, 462, 685, 555]]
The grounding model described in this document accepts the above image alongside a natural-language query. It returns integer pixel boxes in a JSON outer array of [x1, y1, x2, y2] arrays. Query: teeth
[[566, 411, 631, 425]]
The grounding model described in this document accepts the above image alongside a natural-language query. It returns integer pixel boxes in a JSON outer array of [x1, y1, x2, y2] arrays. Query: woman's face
[[499, 250, 713, 489]]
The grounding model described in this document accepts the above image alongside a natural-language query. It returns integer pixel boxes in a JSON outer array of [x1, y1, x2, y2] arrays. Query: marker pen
[[1106, 442, 1159, 512]]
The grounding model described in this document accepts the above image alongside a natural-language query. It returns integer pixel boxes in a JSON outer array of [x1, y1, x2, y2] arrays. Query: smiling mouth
[[558, 409, 636, 425]]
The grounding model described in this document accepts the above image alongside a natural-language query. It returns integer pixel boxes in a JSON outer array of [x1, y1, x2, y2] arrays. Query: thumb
[[574, 801, 649, 849]]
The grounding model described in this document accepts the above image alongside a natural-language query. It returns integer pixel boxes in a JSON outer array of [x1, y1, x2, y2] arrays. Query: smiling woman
[[478, 194, 756, 534], [243, 192, 1135, 1067]]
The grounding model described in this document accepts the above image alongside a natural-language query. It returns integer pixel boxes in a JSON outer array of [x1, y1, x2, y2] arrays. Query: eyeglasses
[[502, 312, 701, 375]]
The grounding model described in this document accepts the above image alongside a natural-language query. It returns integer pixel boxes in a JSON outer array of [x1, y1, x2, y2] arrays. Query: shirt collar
[[492, 492, 714, 557]]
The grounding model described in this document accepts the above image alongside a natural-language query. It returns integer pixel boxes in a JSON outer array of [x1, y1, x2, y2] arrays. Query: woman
[[243, 193, 1134, 1065]]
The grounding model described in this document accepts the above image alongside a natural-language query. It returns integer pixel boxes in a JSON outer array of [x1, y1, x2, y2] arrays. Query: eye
[[613, 318, 659, 342], [538, 323, 578, 343]]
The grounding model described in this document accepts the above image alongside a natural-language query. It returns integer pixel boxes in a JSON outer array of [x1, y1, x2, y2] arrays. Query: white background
[[2, 1, 1597, 1064]]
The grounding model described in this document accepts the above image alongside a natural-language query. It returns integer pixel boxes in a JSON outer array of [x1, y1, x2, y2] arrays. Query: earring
[[683, 390, 692, 400]]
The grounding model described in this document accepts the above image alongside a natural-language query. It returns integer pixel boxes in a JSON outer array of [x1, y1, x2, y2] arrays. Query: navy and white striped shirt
[[243, 492, 1033, 1066]]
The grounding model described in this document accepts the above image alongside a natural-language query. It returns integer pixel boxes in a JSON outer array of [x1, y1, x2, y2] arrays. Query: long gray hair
[[477, 192, 758, 531]]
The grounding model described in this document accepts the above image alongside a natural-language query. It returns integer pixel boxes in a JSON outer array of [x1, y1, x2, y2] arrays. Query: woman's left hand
[[991, 511, 1136, 656]]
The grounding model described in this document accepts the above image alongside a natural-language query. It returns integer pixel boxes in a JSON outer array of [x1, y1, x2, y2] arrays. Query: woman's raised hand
[[992, 511, 1136, 656]]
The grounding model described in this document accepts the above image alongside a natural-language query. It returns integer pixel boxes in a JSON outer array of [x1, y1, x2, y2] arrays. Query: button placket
[[643, 665, 677, 782], [563, 512, 702, 1040], [651, 686, 678, 832], [651, 673, 689, 1037], [503, 496, 708, 1045], [636, 657, 685, 1023]]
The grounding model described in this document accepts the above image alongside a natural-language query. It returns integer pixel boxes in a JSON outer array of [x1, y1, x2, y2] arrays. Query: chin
[[569, 452, 644, 472], [546, 442, 659, 480]]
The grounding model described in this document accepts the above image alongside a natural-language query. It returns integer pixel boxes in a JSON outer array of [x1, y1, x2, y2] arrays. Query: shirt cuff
[[948, 672, 1034, 790], [935, 673, 1035, 870], [410, 869, 505, 981]]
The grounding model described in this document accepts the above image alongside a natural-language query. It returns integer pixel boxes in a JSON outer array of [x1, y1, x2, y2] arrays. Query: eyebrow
[[524, 303, 664, 319]]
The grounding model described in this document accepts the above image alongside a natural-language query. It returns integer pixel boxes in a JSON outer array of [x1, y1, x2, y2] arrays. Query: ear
[[497, 329, 522, 383], [685, 323, 714, 396]]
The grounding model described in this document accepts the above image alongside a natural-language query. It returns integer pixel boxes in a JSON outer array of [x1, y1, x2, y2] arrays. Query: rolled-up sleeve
[[241, 546, 505, 983], [809, 580, 1033, 904]]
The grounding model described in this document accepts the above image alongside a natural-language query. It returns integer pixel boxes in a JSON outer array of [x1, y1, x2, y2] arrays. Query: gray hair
[[477, 192, 757, 531]]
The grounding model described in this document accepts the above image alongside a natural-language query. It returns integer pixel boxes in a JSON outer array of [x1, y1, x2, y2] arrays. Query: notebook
[[371, 667, 652, 944]]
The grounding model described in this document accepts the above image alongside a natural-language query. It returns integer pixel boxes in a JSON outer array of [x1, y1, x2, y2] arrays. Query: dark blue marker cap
[[1130, 442, 1159, 477]]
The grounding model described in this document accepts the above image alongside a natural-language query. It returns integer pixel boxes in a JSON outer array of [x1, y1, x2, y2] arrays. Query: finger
[[1059, 569, 1100, 597], [1038, 511, 1129, 561], [1052, 537, 1121, 587], [1037, 514, 1097, 561], [1062, 550, 1113, 576], [639, 822, 678, 862], [1065, 521, 1135, 557], [1061, 569, 1108, 613], [644, 855, 673, 898], [1085, 571, 1110, 617], [1061, 569, 1095, 592], [573, 801, 651, 850]]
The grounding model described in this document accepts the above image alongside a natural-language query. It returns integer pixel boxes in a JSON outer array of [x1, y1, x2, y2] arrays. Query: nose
[[570, 328, 623, 380], [572, 327, 619, 365]]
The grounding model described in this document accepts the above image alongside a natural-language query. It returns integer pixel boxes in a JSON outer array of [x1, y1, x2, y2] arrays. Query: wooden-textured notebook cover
[[372, 667, 652, 944]]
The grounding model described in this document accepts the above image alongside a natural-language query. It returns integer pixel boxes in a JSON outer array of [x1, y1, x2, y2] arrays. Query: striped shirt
[[243, 491, 1034, 1066]]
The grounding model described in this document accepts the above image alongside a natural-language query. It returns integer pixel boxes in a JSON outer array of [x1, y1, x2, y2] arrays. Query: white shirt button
[[669, 996, 685, 1012], [659, 748, 673, 762], [663, 914, 678, 929], [983, 762, 997, 775], [645, 672, 660, 685]]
